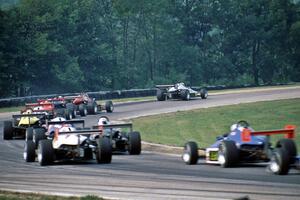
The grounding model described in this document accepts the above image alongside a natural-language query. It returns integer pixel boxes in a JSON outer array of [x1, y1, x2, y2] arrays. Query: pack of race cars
[[1, 85, 299, 175]]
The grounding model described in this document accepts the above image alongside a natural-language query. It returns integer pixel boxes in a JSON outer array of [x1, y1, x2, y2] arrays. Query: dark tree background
[[0, 0, 300, 97]]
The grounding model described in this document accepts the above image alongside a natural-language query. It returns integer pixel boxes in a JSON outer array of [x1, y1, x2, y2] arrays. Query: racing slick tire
[[105, 101, 114, 113], [24, 140, 36, 162], [79, 104, 88, 117], [219, 140, 239, 168], [3, 120, 13, 140], [182, 141, 198, 165], [33, 128, 47, 149], [96, 137, 112, 164], [268, 148, 290, 175], [25, 127, 34, 141], [38, 140, 54, 166], [200, 88, 208, 99], [276, 139, 297, 164], [128, 132, 141, 155], [64, 108, 73, 120], [87, 101, 98, 115], [156, 89, 167, 101], [180, 89, 190, 101], [66, 103, 76, 118]]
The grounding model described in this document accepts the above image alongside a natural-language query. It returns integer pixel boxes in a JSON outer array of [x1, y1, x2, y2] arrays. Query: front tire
[[200, 88, 208, 99], [3, 120, 13, 140], [24, 140, 36, 162], [105, 101, 114, 113], [38, 140, 54, 166], [218, 140, 239, 168], [157, 89, 166, 101], [96, 137, 112, 164], [128, 132, 141, 155], [182, 141, 198, 165], [269, 148, 290, 175]]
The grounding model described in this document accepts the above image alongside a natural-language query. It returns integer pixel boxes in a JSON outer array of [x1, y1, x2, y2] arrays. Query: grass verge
[[133, 98, 300, 150], [0, 191, 104, 200]]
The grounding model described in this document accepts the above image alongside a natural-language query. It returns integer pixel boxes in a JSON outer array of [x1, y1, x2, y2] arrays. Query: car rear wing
[[155, 84, 174, 89], [92, 123, 133, 132], [46, 119, 85, 125], [12, 113, 51, 118], [241, 125, 296, 142], [57, 129, 102, 136]]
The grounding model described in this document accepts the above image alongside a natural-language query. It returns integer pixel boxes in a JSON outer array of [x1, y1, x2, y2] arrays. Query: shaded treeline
[[0, 0, 300, 97]]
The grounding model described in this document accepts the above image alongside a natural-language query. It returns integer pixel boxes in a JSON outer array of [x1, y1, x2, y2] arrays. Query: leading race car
[[95, 116, 141, 155], [24, 117, 112, 166], [156, 82, 208, 101], [182, 121, 298, 175]]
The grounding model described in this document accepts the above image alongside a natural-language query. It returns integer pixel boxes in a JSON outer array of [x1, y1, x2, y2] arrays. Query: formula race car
[[95, 116, 141, 155], [63, 93, 114, 117], [182, 121, 298, 175], [24, 117, 112, 166], [3, 107, 53, 140], [156, 82, 208, 101]]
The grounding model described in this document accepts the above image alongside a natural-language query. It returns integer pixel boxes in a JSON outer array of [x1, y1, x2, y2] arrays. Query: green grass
[[0, 106, 22, 113], [0, 191, 104, 200], [133, 98, 300, 150]]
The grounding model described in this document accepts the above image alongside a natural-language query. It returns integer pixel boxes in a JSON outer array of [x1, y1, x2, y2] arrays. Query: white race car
[[155, 83, 208, 101], [24, 117, 112, 166]]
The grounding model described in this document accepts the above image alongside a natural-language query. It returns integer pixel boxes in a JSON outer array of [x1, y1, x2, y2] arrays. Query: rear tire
[[33, 128, 46, 149], [182, 141, 198, 165], [276, 139, 297, 164], [180, 90, 190, 101], [87, 101, 98, 114], [79, 104, 87, 116], [24, 140, 36, 162], [128, 132, 141, 155], [157, 89, 166, 101], [219, 140, 239, 168], [105, 101, 114, 113], [3, 120, 13, 140], [269, 148, 290, 175], [38, 140, 54, 166], [96, 137, 112, 163]]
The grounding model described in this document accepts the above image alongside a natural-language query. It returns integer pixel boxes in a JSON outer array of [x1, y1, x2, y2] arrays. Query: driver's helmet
[[230, 124, 238, 132], [98, 116, 110, 125], [51, 117, 66, 122], [23, 109, 33, 114], [60, 125, 76, 132]]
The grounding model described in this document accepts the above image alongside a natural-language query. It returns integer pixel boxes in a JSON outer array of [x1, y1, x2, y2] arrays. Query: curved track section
[[0, 87, 300, 200]]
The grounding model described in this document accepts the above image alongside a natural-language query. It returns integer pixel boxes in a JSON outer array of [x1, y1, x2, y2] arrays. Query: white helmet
[[59, 126, 76, 132], [230, 124, 238, 132], [51, 117, 66, 122], [98, 116, 110, 125]]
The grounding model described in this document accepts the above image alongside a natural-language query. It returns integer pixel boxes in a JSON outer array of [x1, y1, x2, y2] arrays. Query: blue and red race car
[[182, 121, 299, 175]]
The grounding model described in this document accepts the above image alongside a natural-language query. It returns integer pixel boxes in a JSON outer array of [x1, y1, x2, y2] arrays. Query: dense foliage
[[0, 0, 300, 97]]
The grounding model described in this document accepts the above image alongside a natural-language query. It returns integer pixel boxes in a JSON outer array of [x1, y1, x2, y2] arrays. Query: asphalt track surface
[[0, 87, 300, 200]]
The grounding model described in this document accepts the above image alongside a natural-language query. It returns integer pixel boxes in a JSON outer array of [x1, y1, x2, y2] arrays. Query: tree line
[[0, 0, 300, 97]]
